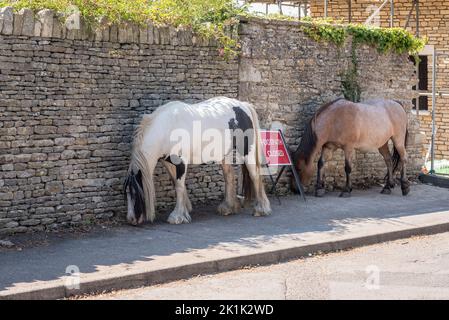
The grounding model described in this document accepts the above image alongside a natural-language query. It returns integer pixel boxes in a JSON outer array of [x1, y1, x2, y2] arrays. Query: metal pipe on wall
[[278, 0, 283, 14], [431, 48, 437, 174], [416, 0, 420, 36], [348, 0, 352, 23], [390, 0, 394, 27]]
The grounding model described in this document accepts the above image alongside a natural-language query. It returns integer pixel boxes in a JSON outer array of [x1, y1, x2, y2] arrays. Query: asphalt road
[[79, 231, 449, 300]]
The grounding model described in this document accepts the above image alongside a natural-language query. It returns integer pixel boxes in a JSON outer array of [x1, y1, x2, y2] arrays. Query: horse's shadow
[[1, 184, 448, 293]]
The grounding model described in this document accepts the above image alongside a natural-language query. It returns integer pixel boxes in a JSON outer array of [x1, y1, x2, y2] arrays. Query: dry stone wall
[[0, 9, 423, 235]]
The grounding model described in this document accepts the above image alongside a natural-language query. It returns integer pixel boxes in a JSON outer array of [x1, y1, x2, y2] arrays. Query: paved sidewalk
[[1, 184, 449, 299], [80, 232, 449, 300]]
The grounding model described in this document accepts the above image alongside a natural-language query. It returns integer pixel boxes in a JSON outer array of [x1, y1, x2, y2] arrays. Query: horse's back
[[138, 96, 258, 162], [363, 99, 407, 123], [153, 96, 251, 121], [316, 98, 406, 151]]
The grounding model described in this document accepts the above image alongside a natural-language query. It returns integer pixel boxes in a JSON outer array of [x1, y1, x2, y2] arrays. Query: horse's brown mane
[[294, 98, 344, 164]]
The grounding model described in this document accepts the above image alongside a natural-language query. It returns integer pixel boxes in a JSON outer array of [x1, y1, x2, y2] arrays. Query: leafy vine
[[300, 17, 426, 101]]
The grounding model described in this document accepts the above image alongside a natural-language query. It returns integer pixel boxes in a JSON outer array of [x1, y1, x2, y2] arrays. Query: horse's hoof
[[167, 211, 192, 224], [253, 203, 272, 217], [339, 191, 351, 198], [381, 188, 392, 195], [253, 210, 271, 217], [315, 188, 326, 197], [217, 202, 239, 216], [401, 186, 410, 196]]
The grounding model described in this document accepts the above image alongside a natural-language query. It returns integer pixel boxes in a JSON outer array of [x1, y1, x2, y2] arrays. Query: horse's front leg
[[164, 159, 192, 224], [340, 148, 354, 198], [217, 162, 241, 216], [315, 146, 332, 197], [162, 159, 192, 212]]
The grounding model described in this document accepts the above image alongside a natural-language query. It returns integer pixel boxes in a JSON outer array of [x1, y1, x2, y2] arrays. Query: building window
[[410, 55, 429, 111]]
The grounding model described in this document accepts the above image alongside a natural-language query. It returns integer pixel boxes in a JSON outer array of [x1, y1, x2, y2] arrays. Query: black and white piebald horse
[[124, 96, 271, 225]]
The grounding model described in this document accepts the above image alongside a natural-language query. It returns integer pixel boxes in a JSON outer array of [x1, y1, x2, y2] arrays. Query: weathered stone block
[[45, 181, 64, 194], [35, 125, 57, 135], [13, 12, 24, 36], [52, 16, 62, 38], [110, 99, 129, 107], [109, 24, 118, 42], [1, 164, 13, 171], [34, 19, 42, 36], [118, 24, 128, 43], [0, 7, 13, 35], [147, 24, 154, 44], [139, 26, 148, 44], [61, 150, 76, 160], [37, 9, 54, 38], [54, 137, 75, 146], [20, 219, 40, 226], [20, 8, 34, 36], [5, 221, 19, 228], [0, 192, 13, 201]]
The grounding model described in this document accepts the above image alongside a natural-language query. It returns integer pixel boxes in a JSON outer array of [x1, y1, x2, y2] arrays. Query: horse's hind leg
[[315, 146, 332, 197], [339, 147, 354, 198], [217, 162, 241, 216], [392, 142, 410, 196], [378, 142, 395, 195], [245, 162, 271, 217], [163, 160, 192, 224]]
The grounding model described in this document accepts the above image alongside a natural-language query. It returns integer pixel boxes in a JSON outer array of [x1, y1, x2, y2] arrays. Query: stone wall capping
[[239, 15, 346, 29], [37, 9, 54, 38], [0, 6, 14, 35], [0, 7, 210, 44]]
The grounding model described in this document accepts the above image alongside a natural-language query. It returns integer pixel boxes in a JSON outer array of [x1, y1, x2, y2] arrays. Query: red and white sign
[[260, 130, 292, 166]]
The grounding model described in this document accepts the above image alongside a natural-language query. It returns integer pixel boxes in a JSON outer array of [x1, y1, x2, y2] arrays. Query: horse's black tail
[[392, 129, 408, 174]]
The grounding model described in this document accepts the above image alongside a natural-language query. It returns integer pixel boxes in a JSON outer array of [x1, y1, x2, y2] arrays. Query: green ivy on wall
[[341, 42, 361, 102], [299, 18, 426, 102], [300, 17, 425, 55]]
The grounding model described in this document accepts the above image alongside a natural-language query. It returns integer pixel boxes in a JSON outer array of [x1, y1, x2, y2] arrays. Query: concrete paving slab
[[80, 232, 449, 300], [1, 184, 449, 299]]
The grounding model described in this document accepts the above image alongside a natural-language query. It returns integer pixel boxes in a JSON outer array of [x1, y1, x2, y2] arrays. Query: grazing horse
[[124, 96, 271, 225], [293, 98, 410, 198]]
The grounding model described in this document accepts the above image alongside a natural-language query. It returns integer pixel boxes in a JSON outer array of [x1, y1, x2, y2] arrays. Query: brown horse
[[293, 98, 410, 198]]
